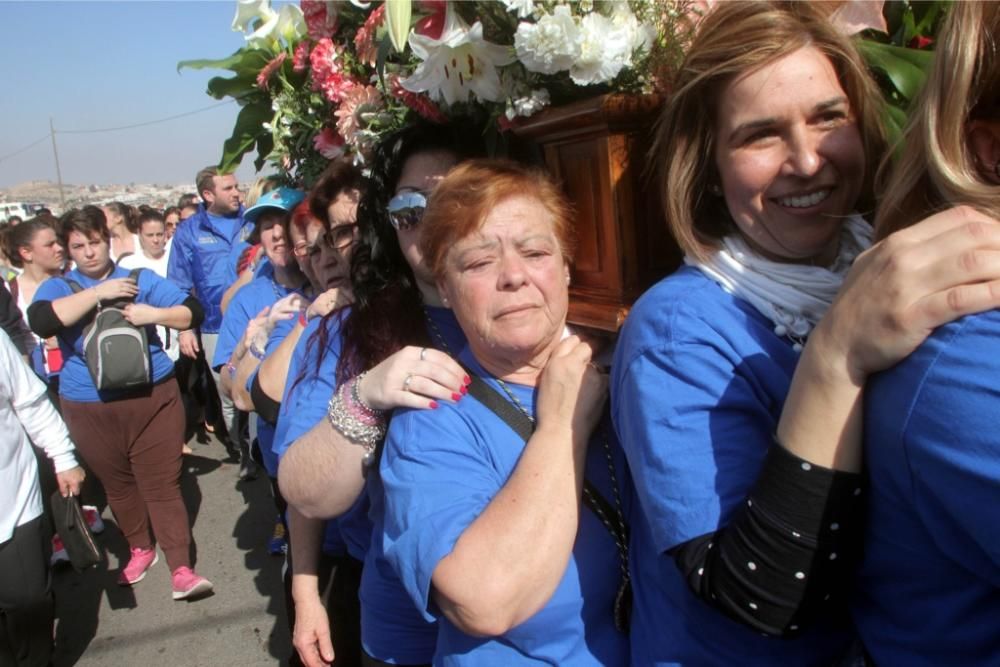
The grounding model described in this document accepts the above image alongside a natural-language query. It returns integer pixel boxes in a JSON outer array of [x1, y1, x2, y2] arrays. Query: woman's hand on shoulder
[[816, 205, 1000, 383], [304, 287, 352, 320], [268, 293, 306, 329], [93, 277, 139, 301], [536, 335, 608, 440], [358, 345, 469, 411]]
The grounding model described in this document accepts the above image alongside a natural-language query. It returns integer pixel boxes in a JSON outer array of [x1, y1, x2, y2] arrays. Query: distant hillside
[[0, 180, 195, 214]]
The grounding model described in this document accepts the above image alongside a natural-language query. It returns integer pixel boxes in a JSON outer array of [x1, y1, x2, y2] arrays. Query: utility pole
[[49, 117, 66, 211]]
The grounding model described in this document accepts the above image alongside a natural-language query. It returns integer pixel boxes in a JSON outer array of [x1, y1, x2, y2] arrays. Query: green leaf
[[205, 74, 259, 102], [179, 48, 273, 77], [220, 100, 274, 173], [374, 35, 395, 89], [857, 40, 930, 102], [254, 133, 275, 173], [385, 0, 413, 53], [884, 103, 909, 148]]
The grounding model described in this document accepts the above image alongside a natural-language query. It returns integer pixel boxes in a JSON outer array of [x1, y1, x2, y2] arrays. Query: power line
[[57, 99, 237, 134], [0, 134, 51, 164], [1, 97, 247, 170]]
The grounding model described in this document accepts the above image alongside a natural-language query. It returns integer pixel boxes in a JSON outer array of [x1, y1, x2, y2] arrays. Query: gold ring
[[419, 347, 428, 361], [403, 373, 414, 391]]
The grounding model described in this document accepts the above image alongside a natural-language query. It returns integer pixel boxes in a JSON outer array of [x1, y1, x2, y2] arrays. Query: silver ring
[[419, 347, 428, 361], [403, 373, 414, 392]]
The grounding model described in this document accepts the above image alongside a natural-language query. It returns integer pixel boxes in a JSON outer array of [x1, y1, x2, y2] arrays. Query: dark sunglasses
[[307, 223, 357, 258], [387, 191, 428, 231]]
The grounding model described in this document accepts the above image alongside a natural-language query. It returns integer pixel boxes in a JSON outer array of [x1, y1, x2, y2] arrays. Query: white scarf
[[687, 214, 873, 349]]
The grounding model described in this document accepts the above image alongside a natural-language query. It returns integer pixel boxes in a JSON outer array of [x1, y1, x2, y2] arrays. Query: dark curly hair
[[300, 119, 486, 388]]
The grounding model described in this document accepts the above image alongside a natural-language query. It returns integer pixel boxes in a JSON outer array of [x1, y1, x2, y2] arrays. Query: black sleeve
[[250, 372, 281, 426], [669, 443, 865, 637], [26, 300, 64, 339], [0, 281, 34, 356], [182, 296, 205, 330]]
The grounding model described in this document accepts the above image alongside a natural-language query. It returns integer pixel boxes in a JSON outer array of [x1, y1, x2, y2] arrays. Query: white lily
[[232, 0, 276, 33], [247, 2, 305, 46], [402, 3, 515, 107], [275, 4, 307, 42]]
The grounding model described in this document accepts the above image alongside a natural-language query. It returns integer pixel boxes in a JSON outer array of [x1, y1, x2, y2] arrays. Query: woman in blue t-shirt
[[855, 5, 1000, 664], [380, 159, 629, 666], [277, 121, 483, 667], [28, 206, 213, 602], [611, 3, 1000, 665]]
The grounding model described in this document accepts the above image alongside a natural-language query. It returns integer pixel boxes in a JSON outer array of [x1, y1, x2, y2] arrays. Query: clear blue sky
[[0, 1, 280, 188]]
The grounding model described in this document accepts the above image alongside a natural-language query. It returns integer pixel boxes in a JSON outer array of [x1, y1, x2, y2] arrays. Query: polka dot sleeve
[[670, 442, 865, 636]]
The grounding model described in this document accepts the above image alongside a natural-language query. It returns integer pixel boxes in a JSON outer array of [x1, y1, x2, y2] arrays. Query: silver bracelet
[[327, 381, 384, 465]]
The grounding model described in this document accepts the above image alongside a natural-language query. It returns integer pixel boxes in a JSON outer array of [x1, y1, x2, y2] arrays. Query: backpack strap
[[126, 268, 143, 302], [63, 277, 84, 294]]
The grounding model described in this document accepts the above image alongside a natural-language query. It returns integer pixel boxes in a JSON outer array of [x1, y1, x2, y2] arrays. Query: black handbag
[[50, 491, 101, 571]]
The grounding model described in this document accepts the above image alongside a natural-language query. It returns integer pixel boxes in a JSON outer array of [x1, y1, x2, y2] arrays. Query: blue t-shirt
[[211, 274, 304, 371], [381, 348, 630, 667], [272, 311, 367, 560], [360, 306, 466, 665], [854, 311, 1000, 666], [33, 266, 188, 403], [247, 314, 301, 478], [166, 206, 250, 333], [610, 266, 852, 666]]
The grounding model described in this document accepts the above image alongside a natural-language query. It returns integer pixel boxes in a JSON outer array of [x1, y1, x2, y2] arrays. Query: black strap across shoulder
[[462, 372, 625, 544]]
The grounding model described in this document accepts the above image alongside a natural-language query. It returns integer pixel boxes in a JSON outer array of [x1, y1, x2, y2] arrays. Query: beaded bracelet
[[327, 372, 386, 464]]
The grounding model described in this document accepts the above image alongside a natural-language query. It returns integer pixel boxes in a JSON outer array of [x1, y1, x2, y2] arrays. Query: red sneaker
[[117, 547, 158, 585], [171, 566, 214, 600]]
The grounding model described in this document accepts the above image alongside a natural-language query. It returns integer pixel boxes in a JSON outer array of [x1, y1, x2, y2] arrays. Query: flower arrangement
[[182, 0, 943, 186], [181, 0, 696, 186]]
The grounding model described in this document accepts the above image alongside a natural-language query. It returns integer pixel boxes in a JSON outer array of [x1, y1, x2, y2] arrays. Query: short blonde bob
[[652, 1, 887, 261]]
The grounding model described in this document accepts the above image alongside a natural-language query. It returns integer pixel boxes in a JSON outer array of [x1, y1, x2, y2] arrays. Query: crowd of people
[[1, 2, 998, 666]]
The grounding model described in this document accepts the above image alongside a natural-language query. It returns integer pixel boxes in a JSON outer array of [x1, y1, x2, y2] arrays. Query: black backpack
[[65, 268, 151, 391]]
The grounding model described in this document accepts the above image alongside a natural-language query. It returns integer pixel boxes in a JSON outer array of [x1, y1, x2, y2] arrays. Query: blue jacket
[[167, 204, 252, 333]]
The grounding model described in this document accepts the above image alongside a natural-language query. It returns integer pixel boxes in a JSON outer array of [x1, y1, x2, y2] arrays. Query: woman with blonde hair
[[611, 1, 1000, 664], [854, 4, 1000, 664]]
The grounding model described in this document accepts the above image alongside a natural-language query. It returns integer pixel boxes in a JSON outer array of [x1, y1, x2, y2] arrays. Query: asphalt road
[[51, 431, 292, 666]]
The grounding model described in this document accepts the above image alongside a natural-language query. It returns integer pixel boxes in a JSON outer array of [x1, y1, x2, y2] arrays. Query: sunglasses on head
[[387, 191, 428, 231]]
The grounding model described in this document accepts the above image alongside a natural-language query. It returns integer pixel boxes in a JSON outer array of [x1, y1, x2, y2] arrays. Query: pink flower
[[354, 5, 385, 67], [256, 52, 287, 91], [293, 41, 311, 72], [335, 85, 384, 147], [388, 74, 447, 124], [313, 127, 345, 159], [309, 38, 357, 103], [301, 0, 338, 40]]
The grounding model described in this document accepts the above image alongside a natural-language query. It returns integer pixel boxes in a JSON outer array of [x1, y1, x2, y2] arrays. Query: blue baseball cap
[[243, 186, 306, 223]]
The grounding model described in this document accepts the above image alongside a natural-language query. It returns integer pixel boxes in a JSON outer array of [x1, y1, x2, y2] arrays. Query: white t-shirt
[[0, 329, 77, 542]]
